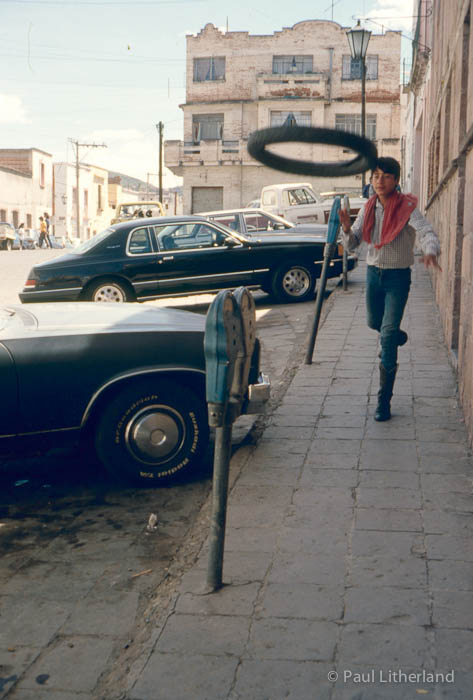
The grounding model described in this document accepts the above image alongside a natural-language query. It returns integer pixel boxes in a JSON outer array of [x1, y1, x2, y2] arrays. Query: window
[[12, 210, 19, 227], [0, 209, 6, 221], [192, 113, 224, 142], [193, 57, 225, 82], [26, 213, 32, 227], [243, 212, 287, 232], [97, 185, 102, 213], [286, 188, 317, 206], [261, 190, 276, 206], [208, 214, 240, 231], [84, 189, 88, 216], [335, 114, 377, 141], [155, 222, 227, 251], [342, 55, 378, 80], [270, 111, 311, 127], [128, 227, 152, 255], [40, 162, 45, 188], [272, 55, 313, 74]]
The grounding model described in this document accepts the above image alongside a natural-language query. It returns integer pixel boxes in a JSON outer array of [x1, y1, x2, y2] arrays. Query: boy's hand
[[339, 207, 351, 234], [420, 254, 442, 271]]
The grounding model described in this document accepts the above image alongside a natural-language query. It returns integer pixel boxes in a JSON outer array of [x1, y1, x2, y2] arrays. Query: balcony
[[256, 71, 328, 100], [165, 139, 247, 173]]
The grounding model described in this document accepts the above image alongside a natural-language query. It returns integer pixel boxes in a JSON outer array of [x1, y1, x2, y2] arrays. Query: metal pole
[[361, 58, 366, 190], [206, 421, 233, 592], [157, 121, 164, 203], [75, 141, 80, 240], [304, 243, 337, 364]]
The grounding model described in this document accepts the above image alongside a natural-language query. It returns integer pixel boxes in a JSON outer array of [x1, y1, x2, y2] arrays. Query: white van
[[260, 183, 364, 225]]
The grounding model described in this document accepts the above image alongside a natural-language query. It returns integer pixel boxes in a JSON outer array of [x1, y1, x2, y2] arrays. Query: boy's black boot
[[375, 363, 398, 422]]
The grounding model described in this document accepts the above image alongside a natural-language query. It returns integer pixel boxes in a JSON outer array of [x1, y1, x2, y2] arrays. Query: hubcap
[[282, 267, 310, 297], [125, 405, 185, 464], [93, 284, 125, 302]]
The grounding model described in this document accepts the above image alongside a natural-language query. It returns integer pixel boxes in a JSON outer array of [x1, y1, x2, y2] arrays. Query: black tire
[[270, 262, 316, 303], [94, 378, 209, 485], [247, 126, 378, 177], [85, 278, 134, 302]]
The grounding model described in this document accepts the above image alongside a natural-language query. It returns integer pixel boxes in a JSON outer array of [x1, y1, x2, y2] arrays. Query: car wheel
[[87, 279, 133, 302], [271, 262, 316, 303], [94, 378, 209, 485]]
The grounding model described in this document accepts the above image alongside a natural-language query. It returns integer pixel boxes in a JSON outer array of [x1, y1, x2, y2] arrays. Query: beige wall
[[410, 0, 473, 445], [167, 20, 402, 211]]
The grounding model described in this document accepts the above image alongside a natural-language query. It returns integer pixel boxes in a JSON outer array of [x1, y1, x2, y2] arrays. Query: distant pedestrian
[[43, 212, 52, 248], [340, 157, 441, 422], [38, 217, 47, 248]]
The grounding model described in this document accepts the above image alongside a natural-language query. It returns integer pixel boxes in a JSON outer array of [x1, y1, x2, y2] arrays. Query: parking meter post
[[206, 420, 233, 592], [305, 197, 341, 365], [342, 195, 350, 291]]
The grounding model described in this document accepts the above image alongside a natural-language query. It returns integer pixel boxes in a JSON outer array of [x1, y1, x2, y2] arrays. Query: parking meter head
[[204, 290, 242, 425], [327, 196, 341, 244], [230, 287, 257, 414]]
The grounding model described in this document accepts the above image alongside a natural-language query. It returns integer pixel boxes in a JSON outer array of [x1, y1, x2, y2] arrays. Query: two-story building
[[165, 20, 402, 213], [0, 148, 53, 228]]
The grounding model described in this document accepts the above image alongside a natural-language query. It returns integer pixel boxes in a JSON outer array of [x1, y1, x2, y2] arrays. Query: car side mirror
[[225, 236, 240, 247]]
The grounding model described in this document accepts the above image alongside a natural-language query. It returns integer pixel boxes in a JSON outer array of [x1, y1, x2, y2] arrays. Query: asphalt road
[[0, 248, 339, 637]]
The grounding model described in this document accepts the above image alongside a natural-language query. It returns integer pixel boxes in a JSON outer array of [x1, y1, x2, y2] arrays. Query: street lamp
[[346, 21, 371, 188]]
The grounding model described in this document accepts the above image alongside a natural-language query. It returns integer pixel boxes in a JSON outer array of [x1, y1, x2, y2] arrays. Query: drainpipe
[[327, 48, 334, 103]]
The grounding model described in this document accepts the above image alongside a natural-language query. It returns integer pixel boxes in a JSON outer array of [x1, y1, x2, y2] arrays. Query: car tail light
[[24, 279, 37, 288]]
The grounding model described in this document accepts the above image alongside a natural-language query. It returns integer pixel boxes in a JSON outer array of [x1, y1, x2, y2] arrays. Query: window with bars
[[193, 57, 226, 82], [270, 111, 312, 127], [335, 114, 377, 140], [192, 113, 224, 142], [342, 55, 378, 80], [272, 55, 313, 74]]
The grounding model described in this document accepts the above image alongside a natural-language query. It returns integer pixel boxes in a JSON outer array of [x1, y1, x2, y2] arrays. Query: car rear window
[[128, 227, 152, 254]]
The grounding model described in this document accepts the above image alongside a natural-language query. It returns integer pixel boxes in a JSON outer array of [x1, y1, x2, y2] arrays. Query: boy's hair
[[372, 157, 400, 180]]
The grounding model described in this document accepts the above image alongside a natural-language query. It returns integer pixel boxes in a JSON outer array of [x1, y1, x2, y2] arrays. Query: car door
[[120, 225, 162, 299], [152, 221, 262, 296]]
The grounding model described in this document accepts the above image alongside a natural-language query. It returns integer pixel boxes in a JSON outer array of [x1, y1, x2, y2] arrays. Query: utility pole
[[156, 122, 164, 203], [69, 139, 107, 240]]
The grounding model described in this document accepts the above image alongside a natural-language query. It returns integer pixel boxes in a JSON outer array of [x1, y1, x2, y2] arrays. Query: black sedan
[[19, 216, 357, 305], [0, 303, 265, 485]]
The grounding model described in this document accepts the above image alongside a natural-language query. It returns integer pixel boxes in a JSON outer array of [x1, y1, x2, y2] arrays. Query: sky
[[1, 0, 414, 187]]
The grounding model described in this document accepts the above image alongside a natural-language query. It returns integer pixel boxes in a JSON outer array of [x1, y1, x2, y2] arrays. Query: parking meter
[[229, 287, 256, 422], [204, 290, 241, 428]]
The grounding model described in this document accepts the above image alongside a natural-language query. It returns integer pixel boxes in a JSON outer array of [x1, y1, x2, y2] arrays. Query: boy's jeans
[[366, 266, 411, 371]]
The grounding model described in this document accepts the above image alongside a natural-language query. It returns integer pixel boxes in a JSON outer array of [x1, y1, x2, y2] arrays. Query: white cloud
[[0, 94, 30, 124], [368, 0, 415, 33]]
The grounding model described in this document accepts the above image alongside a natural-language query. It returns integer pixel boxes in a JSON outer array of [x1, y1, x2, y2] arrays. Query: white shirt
[[342, 197, 441, 269]]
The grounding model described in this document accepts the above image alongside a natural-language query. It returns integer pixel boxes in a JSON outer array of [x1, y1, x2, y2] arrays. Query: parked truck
[[260, 183, 365, 225]]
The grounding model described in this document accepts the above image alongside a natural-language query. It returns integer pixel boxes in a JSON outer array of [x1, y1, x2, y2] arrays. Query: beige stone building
[[407, 0, 473, 446], [165, 20, 402, 213]]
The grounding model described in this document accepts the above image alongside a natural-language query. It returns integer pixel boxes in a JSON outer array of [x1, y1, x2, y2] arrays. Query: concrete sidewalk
[[127, 260, 473, 700], [4, 260, 472, 700]]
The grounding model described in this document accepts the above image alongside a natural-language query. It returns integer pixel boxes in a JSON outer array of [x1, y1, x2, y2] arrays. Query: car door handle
[[159, 256, 174, 263]]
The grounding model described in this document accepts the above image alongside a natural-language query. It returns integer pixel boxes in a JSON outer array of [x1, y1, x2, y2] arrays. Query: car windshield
[[72, 227, 116, 254]]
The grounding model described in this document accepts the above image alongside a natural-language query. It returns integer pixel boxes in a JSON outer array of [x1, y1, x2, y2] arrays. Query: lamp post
[[346, 21, 371, 189]]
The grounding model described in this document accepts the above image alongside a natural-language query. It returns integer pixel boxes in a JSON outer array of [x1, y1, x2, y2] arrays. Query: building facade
[[165, 20, 402, 213], [0, 148, 53, 228], [53, 162, 113, 240], [407, 0, 473, 445]]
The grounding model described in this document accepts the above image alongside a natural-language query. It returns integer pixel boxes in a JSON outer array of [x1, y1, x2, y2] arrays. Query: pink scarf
[[362, 190, 418, 249]]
